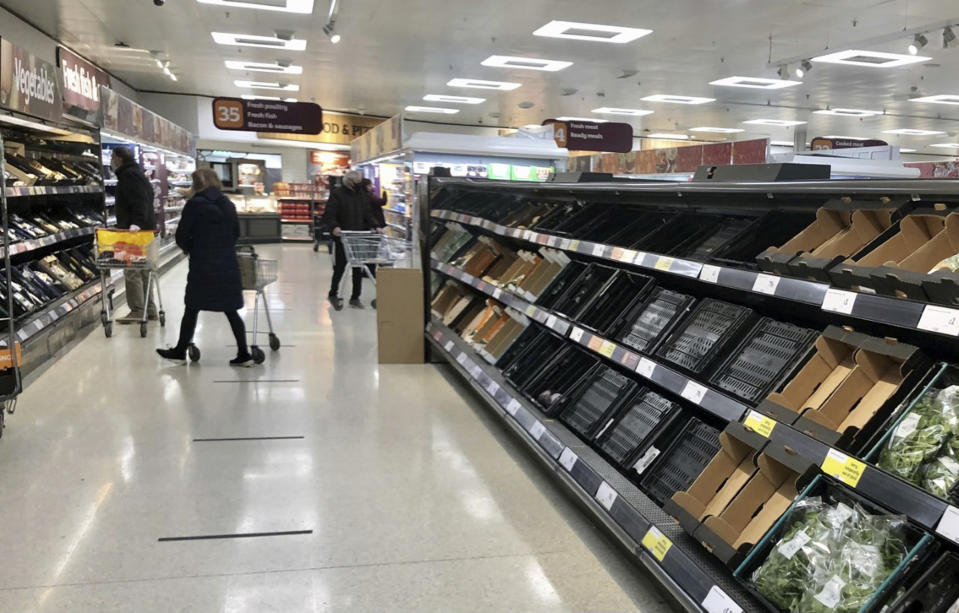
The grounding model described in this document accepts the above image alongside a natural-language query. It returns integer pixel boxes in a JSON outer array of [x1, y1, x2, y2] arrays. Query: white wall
[[137, 93, 199, 134]]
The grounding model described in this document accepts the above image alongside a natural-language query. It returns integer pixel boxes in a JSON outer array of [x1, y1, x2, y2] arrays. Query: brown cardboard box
[[484, 316, 525, 359], [766, 208, 852, 257], [377, 268, 424, 364], [809, 209, 894, 259]]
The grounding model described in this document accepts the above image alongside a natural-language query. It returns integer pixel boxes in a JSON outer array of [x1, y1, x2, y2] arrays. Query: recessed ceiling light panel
[[405, 105, 460, 114], [481, 55, 572, 72], [689, 126, 745, 133], [770, 140, 795, 146], [811, 49, 930, 68], [709, 76, 801, 89], [212, 32, 307, 50], [930, 143, 959, 148], [240, 95, 298, 102], [555, 116, 610, 123], [533, 20, 652, 43], [646, 133, 689, 140], [742, 119, 806, 126], [423, 94, 485, 104], [225, 60, 303, 74], [640, 94, 715, 105], [198, 0, 314, 13], [591, 107, 654, 116], [910, 95, 959, 106], [447, 78, 521, 91], [813, 108, 882, 117], [883, 128, 945, 136], [234, 80, 300, 91]]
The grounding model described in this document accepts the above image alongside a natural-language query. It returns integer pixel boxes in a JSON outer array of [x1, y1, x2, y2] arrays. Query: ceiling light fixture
[[910, 94, 959, 105], [945, 26, 957, 48], [882, 128, 945, 136], [234, 80, 300, 91], [197, 0, 314, 13], [591, 107, 654, 116], [555, 116, 610, 123], [447, 78, 521, 91], [777, 64, 789, 80], [709, 76, 801, 90], [211, 32, 307, 50], [823, 135, 869, 140], [813, 108, 882, 117], [742, 119, 807, 126], [404, 105, 460, 114], [795, 59, 812, 78], [224, 60, 303, 74], [646, 133, 689, 140], [241, 95, 281, 101], [908, 33, 929, 55], [770, 140, 795, 146], [931, 143, 959, 148], [423, 94, 486, 104], [481, 55, 573, 72], [811, 49, 930, 68], [689, 126, 745, 133], [900, 148, 917, 152], [641, 94, 714, 105], [532, 20, 652, 43], [322, 23, 341, 44]]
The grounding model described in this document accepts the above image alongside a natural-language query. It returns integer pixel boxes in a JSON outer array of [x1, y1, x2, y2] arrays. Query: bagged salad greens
[[751, 497, 909, 613], [877, 385, 959, 500]]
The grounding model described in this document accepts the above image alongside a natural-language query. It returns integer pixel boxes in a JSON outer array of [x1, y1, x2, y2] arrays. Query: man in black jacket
[[111, 147, 157, 322], [322, 170, 381, 310]]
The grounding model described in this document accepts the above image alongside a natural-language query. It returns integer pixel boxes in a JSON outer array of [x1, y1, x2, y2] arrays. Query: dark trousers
[[175, 307, 249, 354], [330, 237, 366, 299]]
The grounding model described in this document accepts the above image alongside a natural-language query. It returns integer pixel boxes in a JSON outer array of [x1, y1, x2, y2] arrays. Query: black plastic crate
[[522, 346, 598, 415], [708, 318, 817, 405], [535, 260, 587, 310], [550, 263, 618, 321], [530, 201, 587, 235], [677, 214, 758, 261], [711, 210, 817, 267], [577, 270, 656, 335], [615, 288, 695, 355], [606, 208, 681, 248], [501, 200, 552, 229], [882, 551, 959, 613], [655, 299, 757, 375], [502, 328, 567, 391], [631, 212, 722, 255], [559, 365, 637, 439], [594, 388, 684, 469], [495, 324, 543, 369], [640, 417, 722, 506]]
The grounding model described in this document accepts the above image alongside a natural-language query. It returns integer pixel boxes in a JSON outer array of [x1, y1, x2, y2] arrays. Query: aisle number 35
[[214, 100, 245, 129]]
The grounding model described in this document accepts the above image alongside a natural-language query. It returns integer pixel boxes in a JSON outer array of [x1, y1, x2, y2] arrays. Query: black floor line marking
[[193, 436, 305, 442], [158, 530, 313, 542], [213, 379, 301, 383]]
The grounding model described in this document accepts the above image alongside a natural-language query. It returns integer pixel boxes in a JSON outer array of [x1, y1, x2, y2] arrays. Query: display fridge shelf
[[3, 185, 104, 198], [427, 320, 760, 613], [2, 226, 96, 258], [430, 258, 959, 544]]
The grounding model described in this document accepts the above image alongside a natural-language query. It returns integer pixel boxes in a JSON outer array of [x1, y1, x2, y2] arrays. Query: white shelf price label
[[492, 288, 503, 300], [455, 352, 468, 365], [636, 357, 657, 379], [822, 288, 857, 315], [681, 380, 708, 405], [443, 340, 454, 352], [699, 264, 722, 284], [752, 273, 781, 295], [559, 448, 578, 472], [530, 421, 546, 440], [936, 505, 959, 544], [592, 243, 606, 257], [595, 481, 618, 511], [485, 381, 499, 396], [702, 586, 742, 613], [918, 305, 959, 336], [505, 398, 521, 416], [570, 326, 585, 343], [546, 314, 558, 329]]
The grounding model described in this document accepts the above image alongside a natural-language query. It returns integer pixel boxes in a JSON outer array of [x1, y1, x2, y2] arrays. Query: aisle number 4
[[214, 99, 245, 129]]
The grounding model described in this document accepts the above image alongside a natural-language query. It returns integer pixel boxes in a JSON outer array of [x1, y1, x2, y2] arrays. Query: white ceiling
[[4, 0, 959, 154]]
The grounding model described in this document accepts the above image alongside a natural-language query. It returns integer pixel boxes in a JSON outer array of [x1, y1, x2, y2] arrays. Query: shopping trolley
[[336, 230, 412, 309], [237, 246, 281, 364], [95, 229, 165, 339]]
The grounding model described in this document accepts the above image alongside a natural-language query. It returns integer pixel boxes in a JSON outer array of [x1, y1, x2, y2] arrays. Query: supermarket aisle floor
[[0, 244, 676, 613]]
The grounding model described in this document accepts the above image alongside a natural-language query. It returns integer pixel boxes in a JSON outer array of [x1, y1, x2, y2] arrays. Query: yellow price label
[[821, 449, 866, 488], [525, 305, 537, 317], [641, 526, 672, 562], [587, 336, 603, 352], [599, 340, 616, 358], [655, 256, 674, 271], [744, 410, 777, 438], [568, 240, 580, 252]]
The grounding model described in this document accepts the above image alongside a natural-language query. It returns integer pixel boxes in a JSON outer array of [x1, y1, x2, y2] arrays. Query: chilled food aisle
[[0, 244, 674, 613]]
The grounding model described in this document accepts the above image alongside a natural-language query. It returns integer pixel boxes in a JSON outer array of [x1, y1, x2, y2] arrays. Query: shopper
[[156, 169, 253, 366], [111, 146, 157, 323], [323, 170, 382, 310], [361, 178, 387, 228]]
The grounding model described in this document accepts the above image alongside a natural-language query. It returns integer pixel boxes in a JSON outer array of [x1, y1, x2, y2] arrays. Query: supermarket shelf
[[386, 222, 409, 233], [165, 206, 185, 214], [277, 196, 318, 201], [280, 219, 312, 224], [4, 279, 102, 346], [104, 179, 117, 187], [169, 181, 192, 187], [431, 209, 959, 342], [282, 236, 313, 241], [3, 226, 96, 258], [3, 185, 104, 198], [430, 258, 958, 541], [427, 320, 759, 613]]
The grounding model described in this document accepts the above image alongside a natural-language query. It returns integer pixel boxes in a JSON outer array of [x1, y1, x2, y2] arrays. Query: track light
[[795, 60, 812, 79], [909, 33, 929, 55], [944, 26, 957, 48], [323, 23, 340, 44]]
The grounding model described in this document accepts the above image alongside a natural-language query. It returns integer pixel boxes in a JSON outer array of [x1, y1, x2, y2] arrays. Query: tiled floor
[[0, 244, 676, 612]]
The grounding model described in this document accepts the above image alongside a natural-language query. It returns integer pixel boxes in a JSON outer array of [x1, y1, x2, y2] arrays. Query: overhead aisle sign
[[550, 119, 633, 153], [212, 97, 323, 135]]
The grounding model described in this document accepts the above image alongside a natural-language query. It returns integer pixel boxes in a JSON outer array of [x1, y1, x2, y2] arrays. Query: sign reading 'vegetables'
[[212, 97, 323, 135], [0, 38, 63, 122], [551, 119, 633, 153]]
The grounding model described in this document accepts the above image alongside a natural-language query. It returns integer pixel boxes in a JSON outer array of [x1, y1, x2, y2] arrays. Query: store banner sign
[[811, 137, 888, 150], [0, 38, 63, 122], [551, 119, 633, 153], [351, 114, 403, 164], [100, 86, 196, 156], [212, 97, 323, 135], [57, 47, 110, 115], [259, 111, 382, 146]]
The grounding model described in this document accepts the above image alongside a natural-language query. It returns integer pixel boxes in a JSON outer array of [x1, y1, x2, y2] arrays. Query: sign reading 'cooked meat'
[[212, 97, 323, 135]]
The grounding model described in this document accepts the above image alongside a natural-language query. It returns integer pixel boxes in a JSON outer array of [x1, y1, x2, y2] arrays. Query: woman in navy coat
[[156, 169, 253, 366]]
